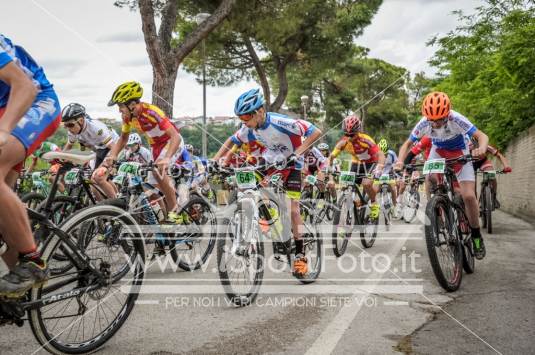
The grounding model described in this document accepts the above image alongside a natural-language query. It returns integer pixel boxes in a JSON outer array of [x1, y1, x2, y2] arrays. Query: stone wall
[[495, 124, 535, 222]]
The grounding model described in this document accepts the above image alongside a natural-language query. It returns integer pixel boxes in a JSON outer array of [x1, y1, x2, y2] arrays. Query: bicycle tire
[[424, 195, 462, 292], [484, 185, 493, 234], [28, 205, 145, 354], [331, 198, 351, 257]]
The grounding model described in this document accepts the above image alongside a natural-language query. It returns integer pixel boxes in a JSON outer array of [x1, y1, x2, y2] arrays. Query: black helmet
[[61, 103, 86, 122]]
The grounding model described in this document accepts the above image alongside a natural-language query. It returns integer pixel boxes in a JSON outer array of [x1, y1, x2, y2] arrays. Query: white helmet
[[127, 133, 142, 146]]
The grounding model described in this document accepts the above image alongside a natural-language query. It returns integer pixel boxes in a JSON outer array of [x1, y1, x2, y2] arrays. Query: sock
[[19, 247, 45, 267], [295, 239, 304, 256], [471, 227, 482, 240]]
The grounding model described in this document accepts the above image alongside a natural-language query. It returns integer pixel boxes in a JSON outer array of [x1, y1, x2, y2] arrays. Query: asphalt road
[[1, 206, 534, 355]]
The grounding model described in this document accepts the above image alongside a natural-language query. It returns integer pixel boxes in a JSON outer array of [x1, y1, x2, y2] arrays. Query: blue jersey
[[0, 34, 53, 107]]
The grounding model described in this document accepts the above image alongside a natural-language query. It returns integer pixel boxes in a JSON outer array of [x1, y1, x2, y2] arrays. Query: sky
[[2, 0, 482, 119]]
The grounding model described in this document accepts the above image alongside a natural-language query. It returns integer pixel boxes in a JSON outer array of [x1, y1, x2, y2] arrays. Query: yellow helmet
[[108, 81, 143, 106]]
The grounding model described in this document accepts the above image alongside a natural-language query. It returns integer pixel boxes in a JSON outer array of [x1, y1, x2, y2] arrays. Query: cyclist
[[106, 81, 184, 221], [377, 138, 398, 211], [214, 88, 322, 276], [469, 137, 512, 208], [62, 103, 119, 200], [119, 133, 152, 164], [327, 114, 385, 220], [317, 142, 338, 203], [185, 143, 212, 200], [0, 34, 61, 296], [395, 91, 489, 259]]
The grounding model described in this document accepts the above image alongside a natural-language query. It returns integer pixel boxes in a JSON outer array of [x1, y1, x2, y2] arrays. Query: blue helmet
[[234, 88, 265, 116]]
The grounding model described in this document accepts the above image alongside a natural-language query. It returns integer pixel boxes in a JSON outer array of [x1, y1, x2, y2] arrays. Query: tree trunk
[[152, 68, 177, 117], [244, 37, 271, 107], [270, 58, 288, 112]]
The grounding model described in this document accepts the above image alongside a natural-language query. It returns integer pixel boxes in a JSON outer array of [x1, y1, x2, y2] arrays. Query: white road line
[[305, 236, 410, 355]]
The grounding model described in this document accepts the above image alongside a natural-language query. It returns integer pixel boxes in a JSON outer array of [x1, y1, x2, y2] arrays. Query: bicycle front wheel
[[29, 205, 145, 354], [424, 196, 462, 292]]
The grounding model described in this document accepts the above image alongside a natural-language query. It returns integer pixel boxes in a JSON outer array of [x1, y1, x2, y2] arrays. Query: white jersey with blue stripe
[[409, 110, 476, 150], [231, 112, 317, 163], [383, 149, 398, 174], [0, 34, 52, 107]]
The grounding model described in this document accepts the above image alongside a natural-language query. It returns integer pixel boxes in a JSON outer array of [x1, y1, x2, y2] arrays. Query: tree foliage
[[429, 0, 535, 149]]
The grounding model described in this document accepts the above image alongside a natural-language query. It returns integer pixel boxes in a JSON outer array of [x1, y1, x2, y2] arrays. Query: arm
[[395, 139, 414, 170], [294, 128, 322, 157], [27, 156, 38, 173], [496, 151, 511, 172], [162, 126, 181, 160], [213, 137, 235, 161], [0, 62, 38, 136], [63, 141, 74, 151], [471, 130, 489, 158], [107, 132, 129, 164]]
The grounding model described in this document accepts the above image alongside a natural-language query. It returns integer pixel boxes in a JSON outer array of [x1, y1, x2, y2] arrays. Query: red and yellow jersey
[[230, 140, 265, 165], [331, 133, 379, 163], [121, 102, 177, 146]]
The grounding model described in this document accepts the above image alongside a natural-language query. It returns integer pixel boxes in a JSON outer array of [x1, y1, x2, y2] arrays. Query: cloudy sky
[[2, 0, 482, 119]]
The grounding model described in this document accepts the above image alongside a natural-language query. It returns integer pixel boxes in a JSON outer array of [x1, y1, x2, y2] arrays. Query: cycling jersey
[[304, 147, 327, 171], [0, 35, 52, 107], [68, 117, 118, 151], [231, 112, 316, 163], [383, 149, 398, 174], [410, 110, 476, 150], [0, 34, 61, 169], [121, 146, 152, 164], [331, 133, 379, 163], [121, 103, 178, 146]]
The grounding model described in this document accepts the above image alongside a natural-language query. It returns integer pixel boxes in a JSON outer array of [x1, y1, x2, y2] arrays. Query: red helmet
[[342, 114, 361, 135], [421, 91, 451, 120]]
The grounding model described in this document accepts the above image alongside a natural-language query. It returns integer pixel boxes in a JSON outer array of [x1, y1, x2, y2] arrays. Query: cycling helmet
[[378, 138, 388, 153], [342, 114, 361, 135], [317, 143, 329, 151], [127, 133, 142, 146], [108, 81, 143, 106], [234, 88, 265, 116], [185, 144, 194, 152], [421, 91, 451, 120], [61, 103, 86, 122]]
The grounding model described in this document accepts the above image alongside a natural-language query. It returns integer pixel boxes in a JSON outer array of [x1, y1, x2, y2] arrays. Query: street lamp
[[195, 12, 210, 157], [300, 95, 309, 120]]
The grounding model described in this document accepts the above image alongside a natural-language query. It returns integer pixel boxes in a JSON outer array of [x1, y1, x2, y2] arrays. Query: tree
[[115, 0, 236, 116], [428, 0, 535, 148], [182, 0, 383, 111]]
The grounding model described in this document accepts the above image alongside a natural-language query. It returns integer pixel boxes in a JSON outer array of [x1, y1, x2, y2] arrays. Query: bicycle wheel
[[295, 203, 322, 284], [424, 196, 462, 292], [217, 205, 264, 307], [169, 196, 217, 271], [21, 192, 46, 210], [28, 205, 145, 354], [484, 185, 493, 234], [331, 197, 352, 257], [360, 204, 378, 249], [403, 190, 420, 223], [462, 233, 475, 274]]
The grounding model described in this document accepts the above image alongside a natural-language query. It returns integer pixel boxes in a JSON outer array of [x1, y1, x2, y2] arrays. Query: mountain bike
[[0, 203, 145, 354], [215, 160, 322, 306], [301, 173, 336, 223], [417, 155, 476, 292], [477, 170, 504, 234], [374, 173, 396, 231], [331, 170, 378, 256], [107, 161, 216, 271]]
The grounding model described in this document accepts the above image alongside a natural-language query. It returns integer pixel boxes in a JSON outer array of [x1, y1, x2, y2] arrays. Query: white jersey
[[68, 117, 119, 151], [410, 110, 476, 150], [121, 146, 153, 164], [383, 149, 397, 174], [304, 147, 327, 169], [231, 112, 317, 163]]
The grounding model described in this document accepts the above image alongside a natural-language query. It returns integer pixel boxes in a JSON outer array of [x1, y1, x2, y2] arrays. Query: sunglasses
[[64, 122, 77, 128], [238, 111, 257, 122]]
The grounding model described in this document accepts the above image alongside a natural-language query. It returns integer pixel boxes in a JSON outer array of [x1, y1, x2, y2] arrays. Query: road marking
[[135, 300, 160, 305], [383, 301, 409, 306], [305, 234, 410, 355]]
